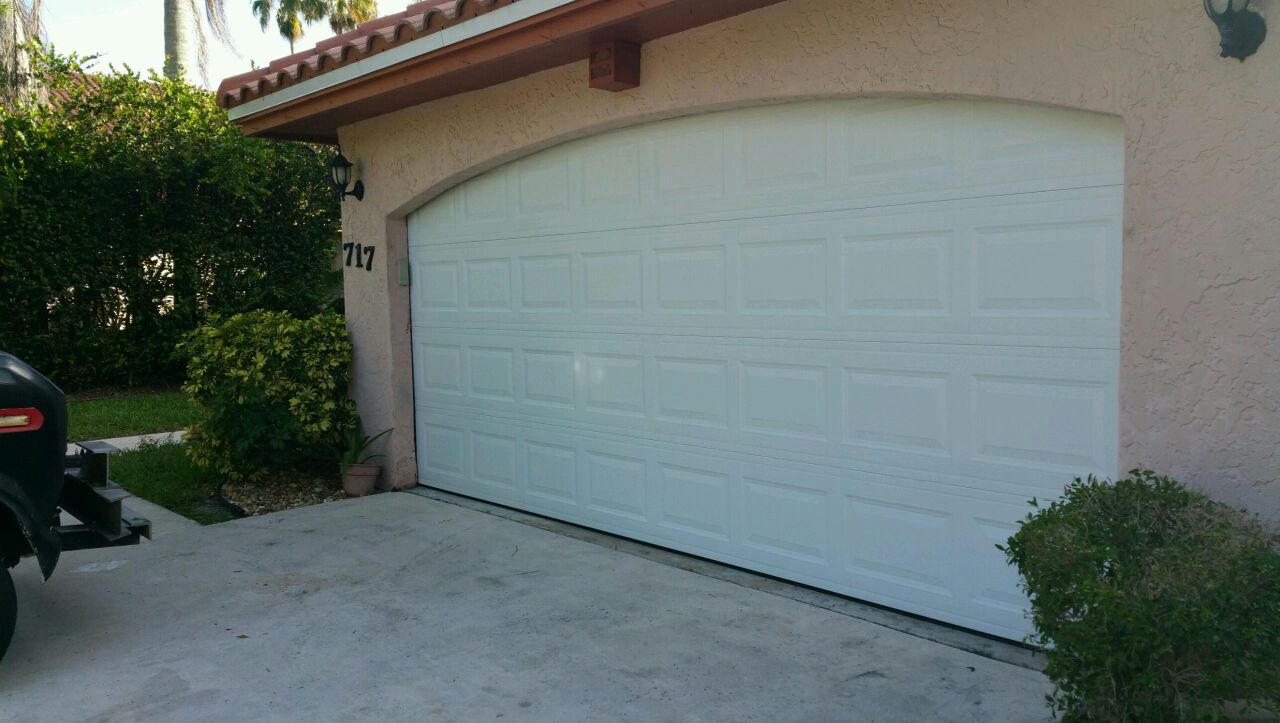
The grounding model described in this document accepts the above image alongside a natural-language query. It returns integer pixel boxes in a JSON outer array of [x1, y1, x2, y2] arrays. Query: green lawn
[[109, 442, 232, 525], [66, 391, 197, 442]]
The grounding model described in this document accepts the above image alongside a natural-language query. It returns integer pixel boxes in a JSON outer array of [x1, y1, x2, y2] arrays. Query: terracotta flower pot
[[342, 463, 381, 497]]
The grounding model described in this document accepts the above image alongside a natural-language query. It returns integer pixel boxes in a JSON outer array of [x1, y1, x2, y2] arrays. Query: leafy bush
[[1002, 470, 1280, 721], [180, 311, 355, 483], [0, 50, 339, 390]]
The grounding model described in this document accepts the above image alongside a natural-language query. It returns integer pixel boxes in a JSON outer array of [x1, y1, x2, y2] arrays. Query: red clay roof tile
[[216, 0, 517, 110]]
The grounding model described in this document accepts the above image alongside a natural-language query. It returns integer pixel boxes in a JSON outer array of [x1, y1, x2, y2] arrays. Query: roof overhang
[[224, 0, 787, 143]]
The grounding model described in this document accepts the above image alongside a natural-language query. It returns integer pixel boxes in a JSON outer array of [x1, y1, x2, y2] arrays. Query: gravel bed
[[222, 473, 346, 517]]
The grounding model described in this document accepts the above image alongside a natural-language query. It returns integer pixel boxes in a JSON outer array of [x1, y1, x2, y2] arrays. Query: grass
[[66, 391, 198, 442], [109, 442, 233, 525]]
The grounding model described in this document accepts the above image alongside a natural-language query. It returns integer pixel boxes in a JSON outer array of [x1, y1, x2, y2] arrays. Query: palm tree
[[163, 0, 232, 82], [165, 0, 376, 83], [325, 0, 377, 34], [251, 0, 320, 54], [252, 0, 377, 54], [0, 0, 42, 106]]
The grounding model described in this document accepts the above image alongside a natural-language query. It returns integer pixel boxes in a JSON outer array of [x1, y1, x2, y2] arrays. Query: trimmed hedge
[[1002, 470, 1280, 721], [0, 51, 338, 390], [180, 311, 355, 483]]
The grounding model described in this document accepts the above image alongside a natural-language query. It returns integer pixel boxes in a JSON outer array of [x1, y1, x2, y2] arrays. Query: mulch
[[220, 472, 347, 517]]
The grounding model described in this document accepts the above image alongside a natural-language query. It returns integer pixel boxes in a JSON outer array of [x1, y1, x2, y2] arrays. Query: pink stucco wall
[[337, 0, 1280, 520]]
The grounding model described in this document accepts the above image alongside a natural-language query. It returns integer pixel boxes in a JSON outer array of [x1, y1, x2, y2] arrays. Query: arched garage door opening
[[407, 98, 1123, 639]]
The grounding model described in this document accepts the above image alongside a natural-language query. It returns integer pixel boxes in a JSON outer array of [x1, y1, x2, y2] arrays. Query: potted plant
[[339, 427, 391, 497]]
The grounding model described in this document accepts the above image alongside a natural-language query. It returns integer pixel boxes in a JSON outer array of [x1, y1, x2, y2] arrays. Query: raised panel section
[[472, 432, 517, 489], [655, 358, 728, 428], [584, 354, 645, 417], [468, 347, 514, 401], [974, 377, 1108, 470], [845, 370, 949, 454], [654, 128, 725, 200], [739, 239, 827, 315], [462, 171, 507, 221], [845, 495, 952, 596], [520, 255, 572, 312], [741, 363, 827, 440], [657, 464, 730, 540], [654, 245, 726, 313], [417, 344, 462, 395], [516, 157, 569, 215], [526, 441, 577, 502], [523, 350, 575, 409], [971, 518, 1032, 614], [583, 251, 643, 312], [423, 424, 465, 475], [586, 452, 647, 521], [743, 477, 828, 563], [972, 221, 1110, 317], [843, 101, 954, 191], [740, 107, 828, 191], [419, 261, 460, 310], [844, 234, 950, 315], [581, 145, 641, 206], [465, 258, 512, 311], [966, 102, 1124, 188]]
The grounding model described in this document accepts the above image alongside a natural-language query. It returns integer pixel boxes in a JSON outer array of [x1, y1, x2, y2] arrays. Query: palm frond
[[326, 0, 377, 34], [201, 0, 232, 46], [186, 0, 210, 85]]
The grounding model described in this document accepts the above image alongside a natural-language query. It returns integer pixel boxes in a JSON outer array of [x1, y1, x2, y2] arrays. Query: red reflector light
[[0, 407, 44, 434]]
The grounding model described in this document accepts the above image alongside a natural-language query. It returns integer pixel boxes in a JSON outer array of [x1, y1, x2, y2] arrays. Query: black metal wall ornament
[[1205, 0, 1267, 61], [329, 152, 365, 201]]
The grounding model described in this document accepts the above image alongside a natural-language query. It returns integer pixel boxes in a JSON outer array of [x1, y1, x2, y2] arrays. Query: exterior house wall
[[337, 0, 1280, 520]]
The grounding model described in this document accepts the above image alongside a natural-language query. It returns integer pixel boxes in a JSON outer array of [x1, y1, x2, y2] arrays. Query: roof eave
[[227, 0, 787, 143]]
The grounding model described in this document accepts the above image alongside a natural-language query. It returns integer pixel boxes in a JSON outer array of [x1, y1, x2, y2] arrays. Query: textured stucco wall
[[337, 0, 1280, 520]]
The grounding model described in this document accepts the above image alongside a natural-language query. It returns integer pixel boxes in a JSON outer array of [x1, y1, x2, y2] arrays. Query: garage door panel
[[655, 356, 732, 429], [657, 461, 733, 542], [416, 395, 1097, 506], [972, 376, 1112, 470], [411, 98, 1122, 639], [419, 407, 1040, 638], [414, 331, 1116, 495], [411, 189, 1120, 347], [741, 473, 835, 566], [585, 450, 649, 522], [409, 100, 1123, 249]]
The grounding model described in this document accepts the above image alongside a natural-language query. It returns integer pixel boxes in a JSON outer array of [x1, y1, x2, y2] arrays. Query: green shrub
[[179, 311, 356, 482], [0, 50, 339, 390], [1002, 470, 1280, 721]]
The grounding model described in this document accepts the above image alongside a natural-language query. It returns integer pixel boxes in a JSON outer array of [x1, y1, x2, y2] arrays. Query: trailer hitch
[[57, 441, 151, 552]]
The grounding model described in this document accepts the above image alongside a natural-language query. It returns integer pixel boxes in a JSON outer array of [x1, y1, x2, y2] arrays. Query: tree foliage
[[0, 51, 339, 390], [251, 0, 377, 52]]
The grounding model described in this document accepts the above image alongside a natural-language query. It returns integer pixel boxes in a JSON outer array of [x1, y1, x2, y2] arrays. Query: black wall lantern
[[329, 152, 365, 201], [1205, 0, 1267, 61]]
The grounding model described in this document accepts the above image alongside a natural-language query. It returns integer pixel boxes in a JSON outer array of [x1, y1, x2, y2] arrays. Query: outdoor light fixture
[[329, 152, 365, 201], [1205, 0, 1267, 61]]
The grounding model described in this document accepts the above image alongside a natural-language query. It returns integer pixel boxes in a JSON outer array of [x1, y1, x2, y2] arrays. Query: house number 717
[[343, 242, 376, 271]]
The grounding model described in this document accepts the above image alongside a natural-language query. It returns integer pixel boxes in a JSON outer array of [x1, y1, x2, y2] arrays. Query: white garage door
[[408, 98, 1123, 639]]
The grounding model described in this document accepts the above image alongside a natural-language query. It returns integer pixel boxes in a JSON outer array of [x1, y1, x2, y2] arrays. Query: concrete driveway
[[3, 491, 1052, 721]]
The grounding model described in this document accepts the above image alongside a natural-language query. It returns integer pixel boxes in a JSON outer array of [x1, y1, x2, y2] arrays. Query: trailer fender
[[0, 476, 60, 579]]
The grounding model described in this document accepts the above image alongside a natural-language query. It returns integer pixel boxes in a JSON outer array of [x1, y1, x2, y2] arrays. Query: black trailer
[[0, 353, 151, 661]]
